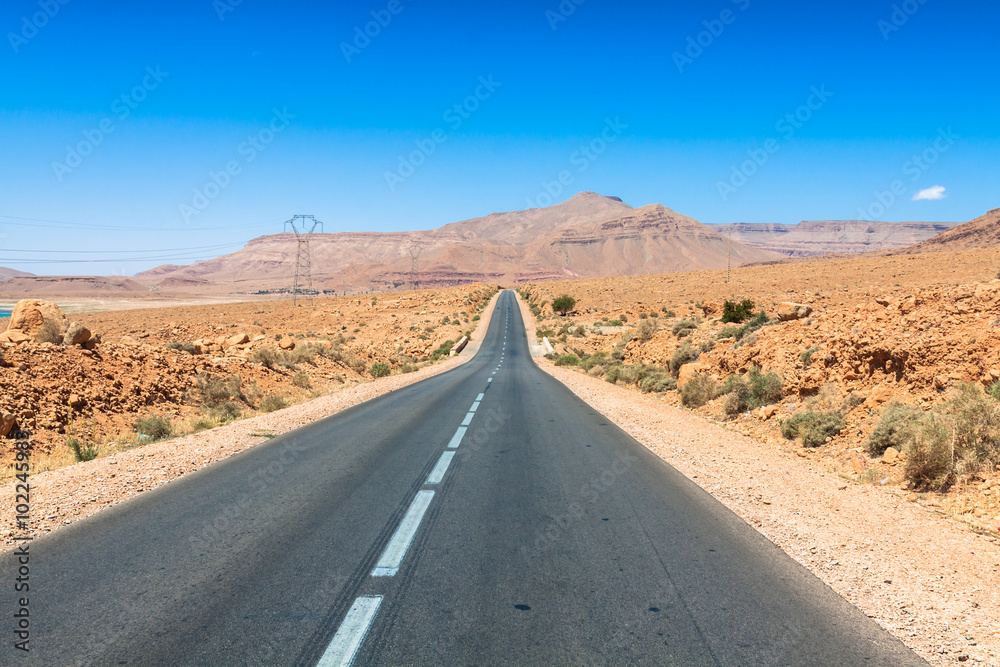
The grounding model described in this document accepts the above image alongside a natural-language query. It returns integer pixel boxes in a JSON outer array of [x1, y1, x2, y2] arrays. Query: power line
[[0, 214, 282, 233], [0, 243, 241, 254]]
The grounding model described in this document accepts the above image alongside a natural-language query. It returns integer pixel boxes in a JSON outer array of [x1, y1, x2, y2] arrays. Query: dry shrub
[[680, 374, 718, 408]]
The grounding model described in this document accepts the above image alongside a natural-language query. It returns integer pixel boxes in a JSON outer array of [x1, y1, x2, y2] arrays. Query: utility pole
[[284, 215, 324, 307], [727, 227, 732, 284], [409, 246, 422, 290]]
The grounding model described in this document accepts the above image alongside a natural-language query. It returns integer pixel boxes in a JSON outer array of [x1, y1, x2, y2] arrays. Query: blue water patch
[[0, 309, 11, 318]]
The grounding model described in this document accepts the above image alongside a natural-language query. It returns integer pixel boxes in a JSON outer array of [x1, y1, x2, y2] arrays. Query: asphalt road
[[0, 290, 926, 666]]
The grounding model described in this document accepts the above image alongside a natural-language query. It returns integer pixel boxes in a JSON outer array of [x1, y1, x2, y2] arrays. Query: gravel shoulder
[[537, 359, 1000, 666], [1, 291, 502, 552]]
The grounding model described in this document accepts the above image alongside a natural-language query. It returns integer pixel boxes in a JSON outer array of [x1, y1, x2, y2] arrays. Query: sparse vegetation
[[680, 374, 718, 408], [721, 299, 756, 324], [291, 371, 312, 389], [781, 411, 845, 448], [555, 354, 579, 367], [672, 319, 698, 338], [259, 395, 289, 413], [370, 362, 391, 378], [668, 340, 699, 378], [720, 368, 783, 417], [35, 320, 64, 344], [135, 415, 172, 441], [640, 372, 676, 394], [800, 345, 820, 369], [866, 402, 923, 456], [635, 318, 658, 342], [552, 294, 576, 315], [67, 436, 98, 462]]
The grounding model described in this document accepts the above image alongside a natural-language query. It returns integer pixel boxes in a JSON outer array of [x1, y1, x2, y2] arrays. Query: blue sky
[[1, 0, 998, 275]]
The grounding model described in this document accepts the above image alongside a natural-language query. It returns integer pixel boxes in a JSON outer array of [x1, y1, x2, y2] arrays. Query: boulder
[[225, 333, 250, 347], [120, 335, 139, 347], [68, 394, 85, 410], [278, 338, 296, 350], [700, 301, 722, 316], [0, 413, 18, 438], [677, 362, 710, 387], [0, 330, 31, 345], [776, 302, 813, 321], [7, 299, 69, 337], [63, 321, 92, 346], [882, 446, 900, 465]]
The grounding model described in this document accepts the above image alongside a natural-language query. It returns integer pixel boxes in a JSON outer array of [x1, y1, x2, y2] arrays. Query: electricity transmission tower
[[284, 215, 324, 306], [409, 246, 422, 290]]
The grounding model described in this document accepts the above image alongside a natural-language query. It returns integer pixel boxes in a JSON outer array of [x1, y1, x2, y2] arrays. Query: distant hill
[[0, 267, 33, 281], [137, 192, 781, 294], [714, 220, 958, 257], [0, 275, 148, 297], [891, 208, 1000, 254]]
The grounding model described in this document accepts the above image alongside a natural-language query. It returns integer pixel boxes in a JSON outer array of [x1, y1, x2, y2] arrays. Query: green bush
[[747, 367, 783, 406], [640, 372, 676, 393], [680, 374, 718, 408], [554, 355, 579, 367], [800, 345, 820, 369], [206, 401, 242, 422], [903, 415, 953, 490], [721, 299, 756, 324], [604, 365, 622, 384], [400, 364, 418, 374], [191, 417, 216, 432], [867, 402, 923, 455], [662, 309, 676, 318], [259, 395, 288, 413], [135, 415, 172, 441], [781, 411, 845, 448], [988, 381, 1000, 402], [672, 319, 698, 338], [618, 365, 640, 385], [67, 436, 98, 462], [636, 318, 658, 342], [370, 362, 391, 378], [580, 351, 608, 371], [573, 325, 586, 337], [166, 341, 197, 354], [608, 319, 623, 327], [668, 341, 699, 378], [939, 382, 1000, 476], [552, 295, 576, 315]]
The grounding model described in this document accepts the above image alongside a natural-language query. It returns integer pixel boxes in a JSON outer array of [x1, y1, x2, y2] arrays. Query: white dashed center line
[[317, 595, 383, 667], [372, 490, 435, 577], [461, 412, 474, 426], [476, 393, 484, 401], [447, 426, 467, 448], [470, 401, 480, 412], [426, 451, 455, 485]]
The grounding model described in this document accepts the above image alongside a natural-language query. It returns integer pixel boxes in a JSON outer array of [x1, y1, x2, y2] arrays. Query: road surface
[[0, 290, 925, 665]]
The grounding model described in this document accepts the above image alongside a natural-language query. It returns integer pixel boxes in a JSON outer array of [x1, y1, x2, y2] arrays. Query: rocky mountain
[[891, 207, 1000, 254], [714, 220, 958, 257], [137, 193, 780, 294]]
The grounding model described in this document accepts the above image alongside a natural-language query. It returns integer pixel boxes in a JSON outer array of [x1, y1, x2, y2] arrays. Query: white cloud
[[913, 185, 947, 201]]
